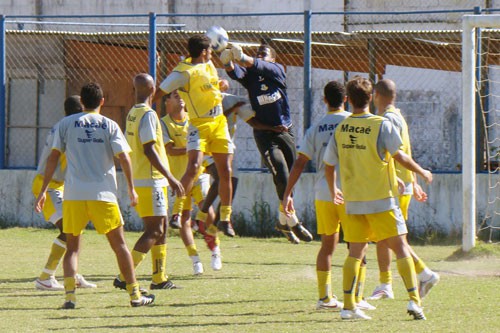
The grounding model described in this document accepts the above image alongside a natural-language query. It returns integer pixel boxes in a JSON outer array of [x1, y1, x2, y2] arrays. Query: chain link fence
[[0, 9, 490, 172]]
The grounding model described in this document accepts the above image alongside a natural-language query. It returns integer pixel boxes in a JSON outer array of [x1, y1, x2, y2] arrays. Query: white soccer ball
[[206, 26, 229, 52]]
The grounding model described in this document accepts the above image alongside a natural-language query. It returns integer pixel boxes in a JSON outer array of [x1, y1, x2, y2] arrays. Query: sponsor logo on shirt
[[257, 91, 281, 105], [74, 120, 108, 130], [318, 123, 339, 133]]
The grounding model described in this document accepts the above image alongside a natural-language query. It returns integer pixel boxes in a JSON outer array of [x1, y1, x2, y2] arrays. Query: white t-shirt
[[52, 111, 131, 203], [297, 110, 351, 201], [37, 122, 65, 183]]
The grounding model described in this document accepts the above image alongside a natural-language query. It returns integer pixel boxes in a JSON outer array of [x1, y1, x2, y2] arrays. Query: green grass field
[[0, 228, 498, 333]]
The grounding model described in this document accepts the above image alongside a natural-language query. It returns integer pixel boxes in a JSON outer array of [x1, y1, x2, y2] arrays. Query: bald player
[[113, 73, 184, 291], [369, 79, 439, 301]]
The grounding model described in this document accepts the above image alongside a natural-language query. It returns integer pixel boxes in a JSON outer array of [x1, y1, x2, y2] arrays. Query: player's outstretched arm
[[34, 149, 61, 213], [117, 152, 138, 207]]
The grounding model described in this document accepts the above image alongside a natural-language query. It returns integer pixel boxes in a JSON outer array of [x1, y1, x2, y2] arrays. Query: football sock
[[343, 256, 361, 310], [317, 270, 332, 301], [190, 255, 201, 264], [119, 250, 147, 281], [396, 256, 420, 306], [186, 244, 198, 257], [64, 276, 76, 303], [355, 265, 367, 303], [219, 205, 232, 222], [380, 270, 392, 285], [40, 238, 66, 280], [172, 196, 186, 215], [126, 282, 141, 301], [151, 244, 167, 284], [195, 210, 208, 223]]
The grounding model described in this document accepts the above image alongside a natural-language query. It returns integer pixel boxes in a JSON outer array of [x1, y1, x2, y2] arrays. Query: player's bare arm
[[117, 151, 138, 207], [143, 142, 185, 196], [34, 149, 61, 213], [282, 154, 309, 216], [324, 163, 344, 205], [164, 142, 187, 156], [393, 150, 433, 184]]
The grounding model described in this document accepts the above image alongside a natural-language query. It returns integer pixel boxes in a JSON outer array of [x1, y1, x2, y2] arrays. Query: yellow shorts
[[315, 200, 343, 236], [32, 174, 64, 224], [183, 174, 210, 211], [342, 207, 407, 243], [187, 114, 233, 154], [135, 186, 168, 218], [63, 200, 123, 236], [399, 194, 412, 220]]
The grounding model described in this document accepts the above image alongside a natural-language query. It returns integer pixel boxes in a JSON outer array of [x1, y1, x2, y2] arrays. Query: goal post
[[462, 14, 500, 252]]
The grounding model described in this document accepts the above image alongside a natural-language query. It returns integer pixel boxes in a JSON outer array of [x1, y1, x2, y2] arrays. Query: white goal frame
[[462, 15, 500, 251]]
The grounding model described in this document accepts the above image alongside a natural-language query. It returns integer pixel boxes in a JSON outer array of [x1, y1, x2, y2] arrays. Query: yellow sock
[[40, 238, 66, 280], [119, 250, 147, 281], [380, 270, 392, 285], [207, 224, 218, 236], [343, 256, 361, 310], [413, 259, 427, 275], [279, 203, 285, 212], [173, 196, 186, 215], [355, 265, 367, 303], [317, 270, 332, 301], [64, 276, 76, 303], [219, 205, 232, 222], [186, 244, 198, 257], [195, 210, 208, 222], [396, 256, 420, 305], [126, 282, 141, 301], [151, 244, 167, 284]]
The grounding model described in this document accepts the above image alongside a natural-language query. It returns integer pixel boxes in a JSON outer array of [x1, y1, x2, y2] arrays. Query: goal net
[[463, 14, 500, 251]]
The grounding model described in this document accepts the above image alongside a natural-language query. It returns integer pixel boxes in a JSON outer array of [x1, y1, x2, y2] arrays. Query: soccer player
[[219, 43, 313, 244], [154, 35, 235, 240], [34, 82, 154, 309], [282, 81, 350, 310], [113, 74, 184, 291], [160, 89, 218, 273], [369, 79, 440, 300], [324, 76, 432, 320], [32, 95, 96, 291]]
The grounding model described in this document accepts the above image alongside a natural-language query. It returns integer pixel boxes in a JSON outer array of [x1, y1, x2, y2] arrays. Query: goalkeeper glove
[[219, 49, 233, 66], [231, 44, 250, 63]]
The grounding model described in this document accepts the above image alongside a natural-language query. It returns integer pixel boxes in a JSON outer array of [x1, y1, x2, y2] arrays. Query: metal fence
[[0, 8, 496, 172]]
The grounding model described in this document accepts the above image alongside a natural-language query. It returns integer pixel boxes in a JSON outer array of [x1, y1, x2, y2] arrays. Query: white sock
[[286, 212, 299, 227], [212, 246, 220, 255], [278, 211, 287, 226], [418, 268, 433, 281], [190, 255, 200, 264]]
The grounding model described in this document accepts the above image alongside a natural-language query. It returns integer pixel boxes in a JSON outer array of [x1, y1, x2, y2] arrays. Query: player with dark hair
[[35, 82, 154, 309], [324, 76, 432, 320], [32, 95, 96, 291], [219, 43, 313, 244], [154, 34, 235, 242], [283, 81, 349, 310]]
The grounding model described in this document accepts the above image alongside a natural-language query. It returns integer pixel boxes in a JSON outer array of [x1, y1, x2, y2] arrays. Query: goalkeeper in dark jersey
[[219, 43, 312, 244]]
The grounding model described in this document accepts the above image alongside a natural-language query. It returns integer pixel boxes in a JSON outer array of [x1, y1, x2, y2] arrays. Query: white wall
[[0, 169, 487, 238]]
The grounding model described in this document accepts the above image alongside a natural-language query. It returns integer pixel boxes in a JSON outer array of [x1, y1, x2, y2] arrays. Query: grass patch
[[0, 228, 498, 332], [446, 242, 500, 261]]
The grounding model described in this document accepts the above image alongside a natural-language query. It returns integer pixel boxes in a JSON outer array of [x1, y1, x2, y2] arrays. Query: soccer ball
[[206, 26, 229, 52]]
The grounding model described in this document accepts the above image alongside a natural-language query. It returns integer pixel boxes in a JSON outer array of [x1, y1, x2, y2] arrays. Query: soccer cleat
[[340, 308, 372, 320], [291, 222, 313, 242], [418, 272, 440, 299], [113, 277, 148, 295], [169, 214, 181, 229], [218, 220, 236, 237], [61, 300, 76, 309], [275, 222, 300, 244], [316, 297, 343, 310], [150, 279, 179, 290], [131, 294, 156, 307], [368, 284, 394, 300], [407, 300, 426, 320], [211, 252, 222, 271], [193, 261, 204, 276], [35, 276, 65, 291], [76, 274, 97, 288], [357, 299, 376, 311]]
